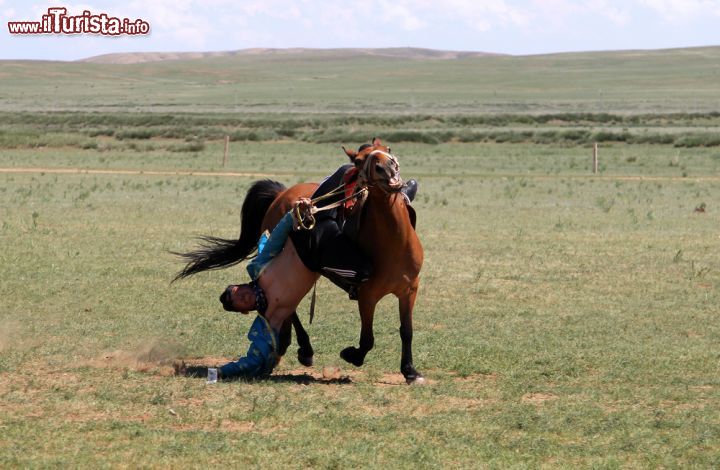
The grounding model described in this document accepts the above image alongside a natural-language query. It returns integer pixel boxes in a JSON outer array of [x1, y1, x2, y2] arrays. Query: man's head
[[219, 284, 257, 313]]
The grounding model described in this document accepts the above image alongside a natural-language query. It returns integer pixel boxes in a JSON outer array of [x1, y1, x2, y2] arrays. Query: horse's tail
[[173, 179, 286, 281]]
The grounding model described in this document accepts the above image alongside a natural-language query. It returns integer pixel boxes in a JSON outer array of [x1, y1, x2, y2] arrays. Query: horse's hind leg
[[276, 317, 293, 358], [340, 296, 376, 367], [291, 312, 314, 367]]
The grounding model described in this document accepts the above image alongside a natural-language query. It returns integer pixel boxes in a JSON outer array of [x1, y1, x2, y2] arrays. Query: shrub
[[115, 129, 155, 140], [169, 141, 206, 152], [673, 134, 720, 147], [383, 131, 440, 144]]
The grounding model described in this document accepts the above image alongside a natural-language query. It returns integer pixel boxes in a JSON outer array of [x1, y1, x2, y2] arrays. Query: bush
[[673, 134, 720, 147], [383, 131, 440, 144], [169, 141, 206, 152], [79, 140, 98, 150], [115, 129, 155, 140], [592, 131, 630, 142], [84, 128, 115, 137], [631, 134, 675, 145]]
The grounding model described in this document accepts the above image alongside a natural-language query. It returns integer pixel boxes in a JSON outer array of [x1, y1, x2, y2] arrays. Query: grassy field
[[2, 46, 720, 113], [2, 140, 720, 467], [2, 48, 720, 467]]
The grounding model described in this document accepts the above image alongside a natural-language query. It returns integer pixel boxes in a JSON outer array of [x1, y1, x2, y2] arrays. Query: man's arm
[[246, 198, 312, 280]]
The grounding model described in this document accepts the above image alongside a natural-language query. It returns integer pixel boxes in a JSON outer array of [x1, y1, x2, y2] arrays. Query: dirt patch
[[166, 419, 284, 435], [321, 366, 343, 380], [378, 373, 413, 386], [0, 320, 28, 352], [453, 372, 498, 383], [521, 392, 558, 404], [168, 420, 254, 433], [0, 320, 17, 352], [220, 420, 255, 432], [84, 339, 186, 376], [270, 367, 354, 385]]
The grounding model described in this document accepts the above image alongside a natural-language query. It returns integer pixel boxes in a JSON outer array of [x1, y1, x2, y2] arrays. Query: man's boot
[[401, 179, 418, 204]]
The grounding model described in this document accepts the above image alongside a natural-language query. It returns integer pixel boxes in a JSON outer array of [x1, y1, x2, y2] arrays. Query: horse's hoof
[[297, 354, 313, 367], [406, 375, 426, 385], [402, 364, 425, 384], [340, 347, 364, 367]]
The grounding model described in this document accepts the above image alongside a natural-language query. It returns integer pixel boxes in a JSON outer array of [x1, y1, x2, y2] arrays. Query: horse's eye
[[375, 164, 384, 174]]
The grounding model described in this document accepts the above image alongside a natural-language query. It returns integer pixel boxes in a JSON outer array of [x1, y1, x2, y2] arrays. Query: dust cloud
[[87, 339, 186, 375]]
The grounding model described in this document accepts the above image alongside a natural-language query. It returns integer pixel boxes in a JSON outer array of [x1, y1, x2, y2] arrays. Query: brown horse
[[259, 138, 424, 383], [176, 139, 424, 383]]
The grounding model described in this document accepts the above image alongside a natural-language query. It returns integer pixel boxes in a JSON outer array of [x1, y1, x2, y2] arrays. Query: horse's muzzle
[[389, 176, 403, 189]]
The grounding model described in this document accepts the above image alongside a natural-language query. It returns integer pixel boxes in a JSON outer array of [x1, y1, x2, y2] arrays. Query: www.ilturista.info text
[[8, 8, 150, 35]]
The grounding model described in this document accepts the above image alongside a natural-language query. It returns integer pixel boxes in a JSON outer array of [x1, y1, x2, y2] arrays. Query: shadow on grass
[[175, 363, 352, 385], [268, 373, 352, 385]]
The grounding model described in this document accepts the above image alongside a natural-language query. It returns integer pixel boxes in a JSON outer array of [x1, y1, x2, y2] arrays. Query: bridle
[[293, 148, 402, 230], [360, 149, 403, 193]]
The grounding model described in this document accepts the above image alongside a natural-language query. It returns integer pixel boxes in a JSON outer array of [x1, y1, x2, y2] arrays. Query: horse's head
[[343, 137, 403, 193]]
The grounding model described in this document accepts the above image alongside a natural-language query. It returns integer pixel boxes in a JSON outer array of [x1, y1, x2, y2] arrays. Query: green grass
[[3, 46, 720, 113], [2, 46, 720, 466], [1, 140, 719, 467]]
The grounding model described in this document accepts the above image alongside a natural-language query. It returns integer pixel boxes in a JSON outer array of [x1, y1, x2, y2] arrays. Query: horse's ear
[[342, 146, 357, 162], [372, 137, 382, 146]]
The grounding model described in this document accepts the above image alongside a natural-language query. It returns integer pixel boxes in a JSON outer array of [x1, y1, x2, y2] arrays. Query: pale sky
[[1, 0, 719, 61]]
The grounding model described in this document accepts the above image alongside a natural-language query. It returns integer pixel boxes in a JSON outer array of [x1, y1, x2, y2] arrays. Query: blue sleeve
[[246, 211, 294, 280]]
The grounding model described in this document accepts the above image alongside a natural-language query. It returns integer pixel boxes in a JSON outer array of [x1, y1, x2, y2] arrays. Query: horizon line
[[1, 44, 718, 64]]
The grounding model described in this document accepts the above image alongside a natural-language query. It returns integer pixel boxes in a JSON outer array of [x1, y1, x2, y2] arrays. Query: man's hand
[[292, 197, 315, 231], [296, 197, 312, 211]]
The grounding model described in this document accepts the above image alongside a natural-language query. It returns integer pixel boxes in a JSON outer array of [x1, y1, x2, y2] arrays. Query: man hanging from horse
[[176, 139, 419, 380]]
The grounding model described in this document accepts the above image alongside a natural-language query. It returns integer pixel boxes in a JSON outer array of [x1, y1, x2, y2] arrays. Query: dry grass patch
[[521, 392, 559, 404]]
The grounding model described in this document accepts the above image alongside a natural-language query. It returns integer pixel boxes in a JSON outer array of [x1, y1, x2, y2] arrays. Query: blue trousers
[[219, 315, 278, 379]]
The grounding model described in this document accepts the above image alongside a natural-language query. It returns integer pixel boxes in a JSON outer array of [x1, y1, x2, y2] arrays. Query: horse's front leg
[[276, 312, 314, 367], [340, 295, 376, 367], [399, 282, 424, 384]]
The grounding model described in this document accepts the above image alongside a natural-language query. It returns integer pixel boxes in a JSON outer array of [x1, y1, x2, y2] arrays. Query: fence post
[[223, 135, 230, 167], [592, 142, 599, 174]]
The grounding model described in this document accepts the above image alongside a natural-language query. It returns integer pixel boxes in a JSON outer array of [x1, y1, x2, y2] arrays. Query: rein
[[293, 149, 400, 230], [293, 183, 368, 231]]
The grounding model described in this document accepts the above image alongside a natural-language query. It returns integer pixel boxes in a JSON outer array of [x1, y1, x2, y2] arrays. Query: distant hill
[[2, 46, 720, 114], [79, 47, 504, 64]]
